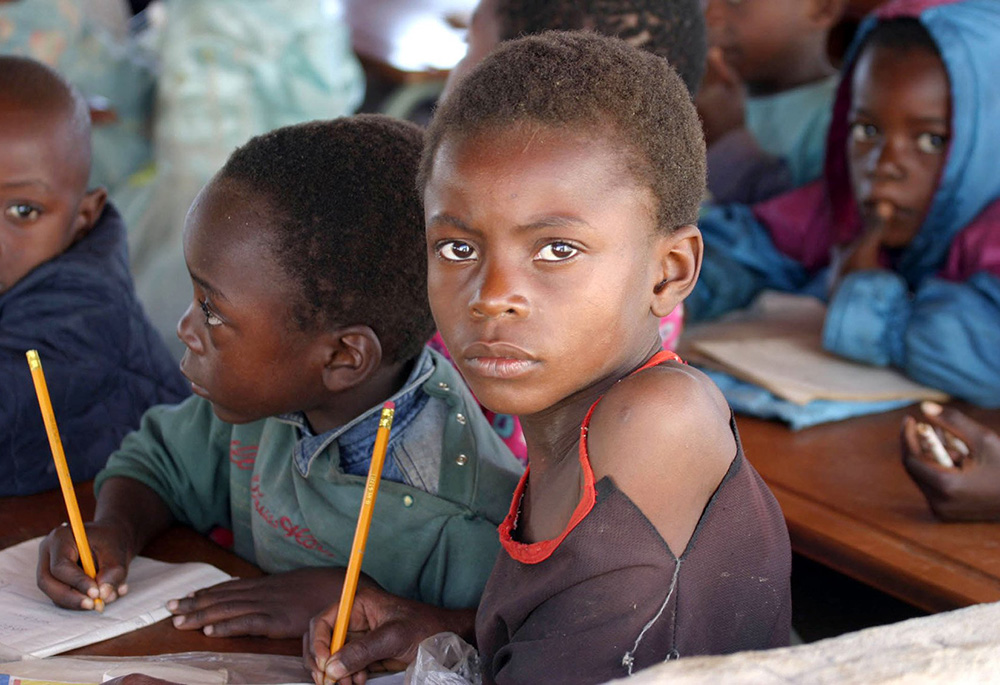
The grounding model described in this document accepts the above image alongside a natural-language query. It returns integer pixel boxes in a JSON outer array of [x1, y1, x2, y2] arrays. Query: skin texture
[[902, 403, 1000, 522], [839, 44, 951, 276], [703, 0, 840, 96], [307, 124, 735, 684], [38, 176, 411, 637], [0, 100, 105, 294]]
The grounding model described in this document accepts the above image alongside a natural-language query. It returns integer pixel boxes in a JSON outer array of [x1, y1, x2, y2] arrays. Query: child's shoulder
[[587, 359, 736, 554]]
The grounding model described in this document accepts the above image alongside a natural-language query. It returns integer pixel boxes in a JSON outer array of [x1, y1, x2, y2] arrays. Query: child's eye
[[916, 132, 948, 154], [199, 299, 223, 327], [4, 203, 42, 223], [437, 240, 477, 262], [534, 242, 579, 262], [849, 122, 879, 144]]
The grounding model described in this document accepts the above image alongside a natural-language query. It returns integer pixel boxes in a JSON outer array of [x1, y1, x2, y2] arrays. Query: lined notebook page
[[0, 536, 232, 660]]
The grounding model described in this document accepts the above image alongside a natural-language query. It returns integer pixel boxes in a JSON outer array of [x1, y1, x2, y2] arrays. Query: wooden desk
[[344, 0, 476, 83], [738, 405, 1000, 613], [0, 484, 301, 658]]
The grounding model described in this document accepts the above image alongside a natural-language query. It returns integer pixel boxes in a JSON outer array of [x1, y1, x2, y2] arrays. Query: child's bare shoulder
[[587, 361, 736, 554]]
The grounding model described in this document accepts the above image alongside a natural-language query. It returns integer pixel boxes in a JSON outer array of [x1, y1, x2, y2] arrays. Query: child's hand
[[36, 521, 132, 610], [305, 585, 475, 685], [831, 218, 886, 292], [166, 567, 361, 639], [902, 402, 1000, 522], [695, 47, 746, 148]]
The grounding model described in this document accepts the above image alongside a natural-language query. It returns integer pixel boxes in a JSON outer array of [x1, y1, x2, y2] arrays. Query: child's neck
[[748, 49, 835, 98], [304, 358, 415, 435]]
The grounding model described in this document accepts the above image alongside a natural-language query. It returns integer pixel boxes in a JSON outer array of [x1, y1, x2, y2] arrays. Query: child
[[435, 0, 710, 464], [0, 56, 186, 497], [37, 115, 523, 640], [307, 32, 791, 685], [688, 0, 1000, 408], [700, 0, 845, 202]]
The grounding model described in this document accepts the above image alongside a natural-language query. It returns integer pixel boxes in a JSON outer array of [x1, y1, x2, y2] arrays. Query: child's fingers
[[901, 415, 922, 457], [922, 402, 986, 452], [36, 528, 100, 609], [903, 447, 953, 498]]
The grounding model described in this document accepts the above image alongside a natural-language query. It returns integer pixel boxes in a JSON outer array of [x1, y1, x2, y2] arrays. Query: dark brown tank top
[[476, 351, 792, 684]]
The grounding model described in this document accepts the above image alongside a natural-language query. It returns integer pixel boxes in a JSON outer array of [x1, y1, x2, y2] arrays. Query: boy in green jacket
[[36, 115, 523, 639]]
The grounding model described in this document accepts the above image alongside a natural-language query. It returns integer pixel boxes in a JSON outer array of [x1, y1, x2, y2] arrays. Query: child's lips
[[462, 342, 539, 379]]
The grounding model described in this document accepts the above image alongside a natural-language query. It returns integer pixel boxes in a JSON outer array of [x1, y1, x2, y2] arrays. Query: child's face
[[703, 0, 819, 89], [847, 45, 950, 249], [176, 179, 328, 424], [425, 125, 667, 417], [0, 106, 98, 294]]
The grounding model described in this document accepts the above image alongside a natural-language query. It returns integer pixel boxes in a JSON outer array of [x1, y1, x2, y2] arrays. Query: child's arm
[[35, 396, 232, 609], [687, 204, 809, 322], [37, 476, 174, 610], [824, 270, 1000, 407], [586, 362, 736, 556]]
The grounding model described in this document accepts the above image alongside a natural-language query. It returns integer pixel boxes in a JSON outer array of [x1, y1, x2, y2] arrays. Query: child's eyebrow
[[1, 179, 52, 191], [189, 272, 229, 302], [428, 213, 592, 235], [428, 213, 479, 235]]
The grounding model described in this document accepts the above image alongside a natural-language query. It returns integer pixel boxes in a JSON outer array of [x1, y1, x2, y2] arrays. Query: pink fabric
[[941, 201, 1000, 280], [658, 303, 684, 351]]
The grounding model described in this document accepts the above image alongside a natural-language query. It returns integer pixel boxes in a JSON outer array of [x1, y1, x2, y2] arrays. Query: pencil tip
[[94, 598, 105, 613]]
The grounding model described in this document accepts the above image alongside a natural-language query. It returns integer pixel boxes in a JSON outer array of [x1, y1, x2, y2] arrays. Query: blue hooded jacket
[[1, 203, 189, 496], [688, 0, 1000, 407]]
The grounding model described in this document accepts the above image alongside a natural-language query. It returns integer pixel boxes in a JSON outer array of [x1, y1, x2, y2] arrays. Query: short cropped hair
[[0, 55, 92, 174], [220, 115, 435, 364], [421, 31, 706, 233], [495, 0, 706, 95], [860, 16, 940, 57]]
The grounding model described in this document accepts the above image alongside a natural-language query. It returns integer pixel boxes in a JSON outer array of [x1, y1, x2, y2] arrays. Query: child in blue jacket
[[689, 0, 1000, 408], [1, 56, 187, 496]]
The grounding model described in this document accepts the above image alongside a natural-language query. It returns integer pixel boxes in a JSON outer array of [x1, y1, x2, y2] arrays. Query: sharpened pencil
[[330, 400, 396, 654], [26, 350, 104, 612]]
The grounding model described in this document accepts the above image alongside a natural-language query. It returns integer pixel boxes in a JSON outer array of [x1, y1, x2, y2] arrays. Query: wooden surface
[[0, 483, 301, 658], [738, 404, 1000, 613], [343, 0, 476, 83]]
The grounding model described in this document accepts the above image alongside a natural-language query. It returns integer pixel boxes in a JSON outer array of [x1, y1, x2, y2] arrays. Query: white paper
[[0, 537, 232, 660]]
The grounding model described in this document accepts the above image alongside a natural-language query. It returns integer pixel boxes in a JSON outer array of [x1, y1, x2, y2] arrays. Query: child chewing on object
[[307, 32, 792, 685], [37, 115, 523, 640], [690, 0, 1000, 408]]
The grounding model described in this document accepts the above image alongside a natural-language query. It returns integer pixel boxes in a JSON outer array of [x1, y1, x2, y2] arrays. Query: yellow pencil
[[26, 350, 104, 612], [330, 400, 396, 654]]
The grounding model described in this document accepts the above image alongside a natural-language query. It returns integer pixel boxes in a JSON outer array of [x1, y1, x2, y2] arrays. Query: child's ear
[[808, 0, 846, 28], [321, 325, 383, 392], [650, 224, 702, 318], [70, 187, 108, 243]]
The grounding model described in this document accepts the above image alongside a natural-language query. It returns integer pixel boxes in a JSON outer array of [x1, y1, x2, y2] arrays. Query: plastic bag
[[405, 632, 481, 685]]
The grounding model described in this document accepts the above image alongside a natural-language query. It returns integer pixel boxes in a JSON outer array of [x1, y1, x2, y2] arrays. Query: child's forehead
[[852, 43, 949, 96], [0, 105, 89, 186]]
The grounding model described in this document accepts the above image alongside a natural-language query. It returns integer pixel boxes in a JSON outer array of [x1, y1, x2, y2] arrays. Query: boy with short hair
[[690, 0, 1000, 407], [700, 0, 846, 202], [0, 56, 187, 497], [37, 114, 523, 640]]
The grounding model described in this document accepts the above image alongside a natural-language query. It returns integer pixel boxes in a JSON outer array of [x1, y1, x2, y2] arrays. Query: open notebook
[[680, 291, 949, 406], [0, 536, 232, 661]]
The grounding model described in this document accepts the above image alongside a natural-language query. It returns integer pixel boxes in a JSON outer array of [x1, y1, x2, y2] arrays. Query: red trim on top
[[499, 350, 683, 564]]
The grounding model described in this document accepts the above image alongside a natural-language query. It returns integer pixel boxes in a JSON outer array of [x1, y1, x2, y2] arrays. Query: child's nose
[[176, 303, 205, 353], [470, 260, 528, 320], [869, 138, 906, 180]]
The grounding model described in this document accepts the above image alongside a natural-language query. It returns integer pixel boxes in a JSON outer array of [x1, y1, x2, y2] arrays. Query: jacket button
[[456, 413, 467, 425], [438, 382, 450, 391], [455, 454, 468, 466], [403, 495, 414, 507]]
